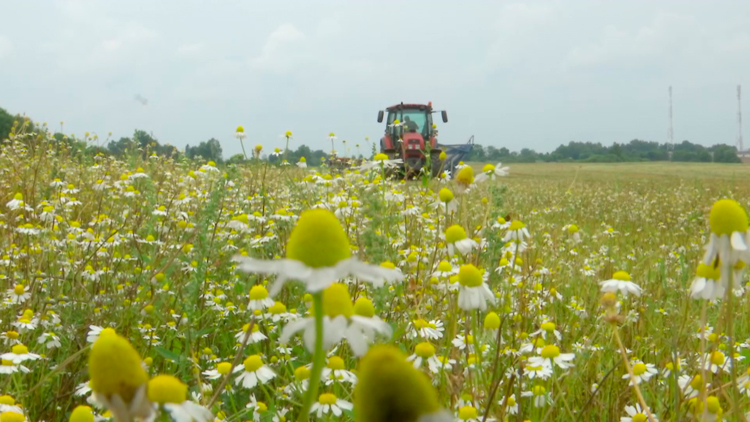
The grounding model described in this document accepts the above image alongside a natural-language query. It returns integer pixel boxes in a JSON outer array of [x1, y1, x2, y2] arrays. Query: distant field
[[470, 161, 750, 182]]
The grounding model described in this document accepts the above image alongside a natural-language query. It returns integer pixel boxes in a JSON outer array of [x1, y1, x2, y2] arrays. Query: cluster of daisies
[[0, 126, 750, 422]]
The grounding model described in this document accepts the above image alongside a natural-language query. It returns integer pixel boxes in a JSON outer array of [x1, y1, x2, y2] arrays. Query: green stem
[[239, 139, 248, 161], [297, 292, 325, 422]]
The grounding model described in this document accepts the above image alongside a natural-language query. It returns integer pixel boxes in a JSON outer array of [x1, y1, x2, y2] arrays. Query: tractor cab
[[376, 102, 451, 178], [374, 101, 473, 179], [378, 102, 447, 151]]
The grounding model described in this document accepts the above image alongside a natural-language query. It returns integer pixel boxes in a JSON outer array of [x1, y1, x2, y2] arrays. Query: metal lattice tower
[[738, 85, 744, 153], [667, 86, 674, 160]]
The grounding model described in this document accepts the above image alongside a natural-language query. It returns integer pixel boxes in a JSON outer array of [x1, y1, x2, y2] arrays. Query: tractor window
[[387, 109, 431, 135]]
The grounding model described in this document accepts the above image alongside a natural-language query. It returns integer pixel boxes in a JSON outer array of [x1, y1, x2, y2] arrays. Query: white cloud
[[250, 23, 309, 73]]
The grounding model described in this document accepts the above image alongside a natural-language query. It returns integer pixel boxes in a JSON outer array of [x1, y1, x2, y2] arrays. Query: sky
[[1, 0, 749, 158]]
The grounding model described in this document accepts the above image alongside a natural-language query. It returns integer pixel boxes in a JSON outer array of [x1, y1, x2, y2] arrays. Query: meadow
[[2, 125, 750, 422]]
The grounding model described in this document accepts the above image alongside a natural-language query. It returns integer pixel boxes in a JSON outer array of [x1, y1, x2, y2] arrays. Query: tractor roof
[[386, 103, 432, 111]]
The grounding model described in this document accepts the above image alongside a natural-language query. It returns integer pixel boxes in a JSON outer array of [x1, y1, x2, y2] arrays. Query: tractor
[[377, 102, 474, 178]]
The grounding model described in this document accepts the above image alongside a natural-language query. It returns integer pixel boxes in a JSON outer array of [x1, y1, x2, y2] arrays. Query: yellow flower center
[[0, 396, 14, 406], [508, 220, 525, 231], [286, 209, 351, 268], [445, 225, 467, 243], [269, 301, 287, 314], [458, 264, 483, 287], [380, 261, 396, 269], [415, 342, 436, 358], [236, 126, 244, 133], [482, 164, 495, 173], [709, 199, 749, 235], [374, 153, 389, 161], [327, 356, 345, 370], [5, 331, 18, 340], [507, 396, 516, 406], [540, 345, 560, 359], [696, 263, 721, 280], [69, 405, 94, 422], [147, 374, 187, 404], [319, 393, 337, 405], [1, 360, 13, 366], [89, 333, 148, 402], [541, 322, 556, 332], [632, 363, 647, 376], [243, 355, 264, 372], [632, 413, 648, 422], [11, 345, 28, 355], [321, 283, 354, 318], [612, 271, 631, 281], [256, 402, 268, 412], [711, 351, 725, 366], [567, 224, 579, 233], [439, 151, 447, 160], [438, 188, 454, 203], [689, 374, 703, 390], [438, 261, 452, 272], [295, 366, 311, 381], [706, 396, 721, 414], [0, 412, 24, 422], [353, 297, 375, 317], [484, 312, 501, 329], [217, 362, 232, 375], [458, 406, 478, 420], [13, 193, 22, 201], [249, 285, 269, 300], [532, 385, 546, 396], [13, 285, 24, 295], [456, 166, 474, 185], [354, 345, 443, 419]]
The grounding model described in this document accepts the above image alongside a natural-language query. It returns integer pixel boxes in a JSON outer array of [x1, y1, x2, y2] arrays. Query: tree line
[[1, 106, 743, 164], [464, 139, 742, 163]]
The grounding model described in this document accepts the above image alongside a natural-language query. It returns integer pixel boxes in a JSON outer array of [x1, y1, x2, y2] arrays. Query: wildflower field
[[3, 125, 750, 422]]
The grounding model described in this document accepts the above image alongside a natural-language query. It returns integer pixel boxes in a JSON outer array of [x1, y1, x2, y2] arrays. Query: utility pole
[[738, 85, 744, 153], [667, 86, 674, 161]]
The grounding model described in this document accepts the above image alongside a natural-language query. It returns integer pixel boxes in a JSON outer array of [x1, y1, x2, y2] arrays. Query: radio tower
[[738, 85, 744, 153], [667, 86, 674, 161]]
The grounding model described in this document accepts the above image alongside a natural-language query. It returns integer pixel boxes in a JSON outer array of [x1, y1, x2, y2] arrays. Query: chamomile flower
[[703, 351, 729, 374], [600, 271, 642, 297], [281, 283, 391, 357], [202, 362, 233, 381], [690, 263, 724, 301], [88, 331, 152, 422], [234, 323, 267, 345], [702, 199, 750, 270], [474, 162, 509, 182], [354, 345, 452, 422], [456, 264, 495, 311], [0, 344, 40, 364], [521, 385, 550, 408], [444, 225, 478, 257], [233, 354, 276, 389], [310, 393, 353, 418], [503, 220, 531, 244], [247, 285, 274, 310], [527, 344, 575, 371], [322, 356, 357, 385], [622, 360, 658, 385], [233, 209, 403, 296], [407, 342, 442, 374], [6, 285, 30, 304], [621, 404, 657, 422], [148, 374, 213, 422]]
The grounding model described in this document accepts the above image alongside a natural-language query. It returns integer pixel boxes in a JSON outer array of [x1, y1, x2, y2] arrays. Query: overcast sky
[[1, 1, 749, 157]]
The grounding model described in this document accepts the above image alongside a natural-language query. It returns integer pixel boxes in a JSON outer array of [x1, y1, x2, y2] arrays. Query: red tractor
[[377, 102, 472, 178]]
